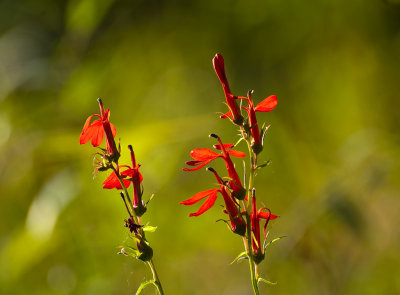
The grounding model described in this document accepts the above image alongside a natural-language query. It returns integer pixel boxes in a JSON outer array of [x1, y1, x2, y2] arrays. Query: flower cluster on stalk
[[181, 53, 280, 292], [79, 99, 152, 261]]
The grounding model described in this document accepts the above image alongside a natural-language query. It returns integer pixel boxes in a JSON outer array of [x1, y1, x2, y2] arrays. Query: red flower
[[208, 168, 246, 236], [250, 190, 279, 263], [79, 98, 119, 157], [128, 145, 146, 216], [213, 53, 244, 125], [180, 168, 246, 236], [180, 188, 219, 217], [243, 93, 278, 154], [183, 134, 246, 199], [102, 165, 143, 190]]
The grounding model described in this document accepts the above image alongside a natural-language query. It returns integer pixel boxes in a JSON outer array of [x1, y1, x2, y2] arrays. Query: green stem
[[242, 134, 260, 294], [110, 165, 138, 224], [147, 259, 164, 295]]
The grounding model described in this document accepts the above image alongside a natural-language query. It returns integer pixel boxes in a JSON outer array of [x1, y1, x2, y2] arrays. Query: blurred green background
[[1, 0, 400, 294]]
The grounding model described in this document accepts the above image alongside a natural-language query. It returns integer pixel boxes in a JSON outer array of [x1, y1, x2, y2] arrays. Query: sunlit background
[[1, 0, 400, 294]]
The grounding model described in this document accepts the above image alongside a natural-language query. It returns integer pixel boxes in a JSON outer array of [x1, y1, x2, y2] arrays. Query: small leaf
[[264, 236, 287, 251], [234, 137, 245, 147], [258, 277, 277, 286], [256, 160, 271, 170], [136, 280, 156, 295], [117, 246, 140, 258], [142, 225, 157, 233], [230, 251, 248, 264], [146, 194, 155, 205]]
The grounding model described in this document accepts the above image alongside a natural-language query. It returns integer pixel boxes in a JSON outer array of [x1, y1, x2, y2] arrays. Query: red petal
[[79, 115, 100, 144], [227, 150, 246, 158], [188, 191, 219, 217], [254, 95, 278, 112], [90, 120, 104, 146], [103, 171, 131, 189], [258, 210, 279, 220], [180, 189, 219, 205], [220, 110, 233, 119], [213, 143, 234, 150], [185, 160, 203, 166], [79, 119, 104, 147], [183, 158, 214, 171], [190, 149, 220, 161]]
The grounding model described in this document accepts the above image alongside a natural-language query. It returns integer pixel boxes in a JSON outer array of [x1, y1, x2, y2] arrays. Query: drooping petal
[[258, 209, 279, 220], [220, 110, 233, 119], [183, 158, 215, 171], [188, 191, 219, 217], [227, 150, 246, 158], [213, 143, 234, 150], [190, 148, 220, 161], [103, 171, 131, 189], [122, 168, 143, 183], [90, 120, 105, 146], [180, 189, 219, 206], [254, 95, 278, 112], [79, 115, 101, 144]]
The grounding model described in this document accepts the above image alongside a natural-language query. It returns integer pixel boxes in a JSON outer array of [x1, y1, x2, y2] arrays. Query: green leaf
[[117, 246, 140, 258], [258, 277, 277, 286], [230, 251, 248, 264], [142, 225, 157, 233], [256, 160, 271, 170], [135, 280, 156, 295], [234, 137, 245, 147], [264, 236, 287, 250]]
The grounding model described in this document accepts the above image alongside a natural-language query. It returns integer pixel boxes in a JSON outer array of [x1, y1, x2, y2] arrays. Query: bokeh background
[[1, 0, 400, 294]]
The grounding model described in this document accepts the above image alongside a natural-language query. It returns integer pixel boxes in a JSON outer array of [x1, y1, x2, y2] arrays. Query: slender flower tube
[[213, 53, 244, 125], [128, 145, 146, 216], [79, 98, 119, 160], [207, 167, 246, 236], [210, 134, 246, 200], [243, 92, 278, 154], [250, 189, 279, 264]]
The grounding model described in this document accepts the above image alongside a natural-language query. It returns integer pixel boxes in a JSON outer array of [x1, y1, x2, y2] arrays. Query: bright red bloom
[[79, 98, 119, 157], [213, 53, 244, 125], [209, 168, 246, 236], [128, 145, 146, 216], [242, 93, 278, 154], [250, 191, 279, 264], [184, 135, 246, 199], [180, 168, 246, 236], [102, 165, 143, 190]]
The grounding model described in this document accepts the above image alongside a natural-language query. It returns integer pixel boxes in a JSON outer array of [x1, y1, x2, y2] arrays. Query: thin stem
[[110, 165, 138, 224], [241, 127, 260, 294], [147, 259, 164, 295]]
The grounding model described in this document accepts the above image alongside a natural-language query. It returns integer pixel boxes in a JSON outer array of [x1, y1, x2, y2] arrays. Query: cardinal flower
[[79, 98, 119, 159], [207, 167, 246, 236], [184, 134, 246, 199], [128, 145, 146, 216], [250, 189, 279, 264], [213, 53, 244, 125], [180, 168, 246, 236], [243, 92, 278, 154], [102, 165, 142, 190]]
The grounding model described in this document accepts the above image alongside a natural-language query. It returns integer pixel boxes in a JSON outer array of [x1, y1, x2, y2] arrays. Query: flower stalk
[[181, 53, 279, 294]]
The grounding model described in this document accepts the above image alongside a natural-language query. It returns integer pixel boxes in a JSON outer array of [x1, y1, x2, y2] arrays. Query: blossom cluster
[[79, 98, 151, 259], [181, 54, 279, 276]]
